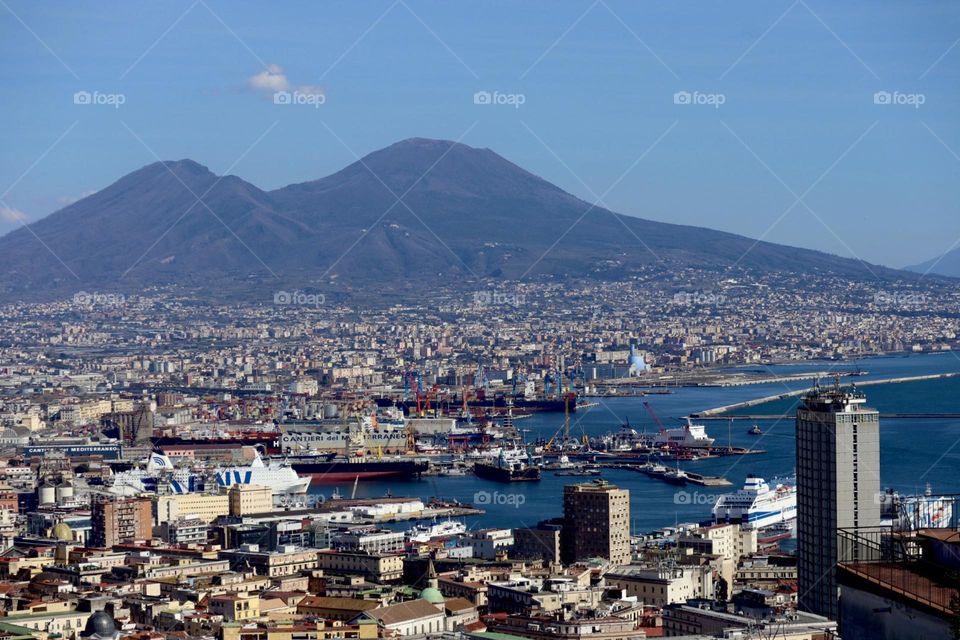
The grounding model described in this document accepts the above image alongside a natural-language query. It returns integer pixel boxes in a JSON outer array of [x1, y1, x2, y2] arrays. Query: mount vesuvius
[[0, 138, 909, 299]]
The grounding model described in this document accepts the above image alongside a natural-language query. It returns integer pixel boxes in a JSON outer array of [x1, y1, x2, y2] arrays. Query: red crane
[[643, 401, 667, 434]]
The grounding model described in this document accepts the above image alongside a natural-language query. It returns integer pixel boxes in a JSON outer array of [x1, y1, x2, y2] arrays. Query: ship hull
[[376, 396, 575, 413], [473, 462, 541, 482], [288, 459, 429, 482]]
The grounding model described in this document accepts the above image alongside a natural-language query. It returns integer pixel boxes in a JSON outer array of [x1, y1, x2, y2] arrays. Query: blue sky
[[1, 0, 958, 268]]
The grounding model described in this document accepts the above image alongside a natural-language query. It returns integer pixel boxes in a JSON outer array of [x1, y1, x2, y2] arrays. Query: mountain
[[0, 138, 914, 299], [905, 249, 960, 278]]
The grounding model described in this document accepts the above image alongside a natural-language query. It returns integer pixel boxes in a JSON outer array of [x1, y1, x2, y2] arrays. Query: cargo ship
[[376, 392, 575, 414], [473, 449, 541, 482], [154, 431, 280, 452], [280, 452, 429, 482]]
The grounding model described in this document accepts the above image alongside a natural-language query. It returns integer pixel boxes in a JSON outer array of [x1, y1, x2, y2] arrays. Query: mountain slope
[[0, 138, 913, 298], [905, 249, 960, 278]]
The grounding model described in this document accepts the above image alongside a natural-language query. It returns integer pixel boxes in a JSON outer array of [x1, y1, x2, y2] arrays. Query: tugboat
[[473, 448, 541, 482]]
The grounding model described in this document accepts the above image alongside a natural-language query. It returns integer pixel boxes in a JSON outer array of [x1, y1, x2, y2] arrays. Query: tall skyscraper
[[796, 382, 880, 620], [561, 480, 631, 565]]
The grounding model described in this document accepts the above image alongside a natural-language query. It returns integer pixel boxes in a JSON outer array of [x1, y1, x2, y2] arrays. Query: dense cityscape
[[0, 271, 954, 639], [3, 1, 960, 639]]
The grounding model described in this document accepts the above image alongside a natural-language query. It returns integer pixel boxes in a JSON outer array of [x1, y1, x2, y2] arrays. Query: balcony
[[837, 526, 960, 616]]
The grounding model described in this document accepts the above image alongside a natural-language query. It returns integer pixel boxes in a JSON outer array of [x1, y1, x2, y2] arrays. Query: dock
[[694, 372, 960, 417], [602, 463, 732, 487], [363, 506, 485, 524]]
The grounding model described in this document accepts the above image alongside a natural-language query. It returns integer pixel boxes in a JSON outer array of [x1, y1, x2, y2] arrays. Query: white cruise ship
[[654, 418, 715, 449], [406, 520, 466, 543], [712, 476, 797, 529], [214, 453, 311, 494]]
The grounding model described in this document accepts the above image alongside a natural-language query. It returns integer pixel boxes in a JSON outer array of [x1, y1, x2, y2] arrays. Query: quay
[[602, 463, 732, 487], [694, 372, 960, 417], [365, 506, 485, 524]]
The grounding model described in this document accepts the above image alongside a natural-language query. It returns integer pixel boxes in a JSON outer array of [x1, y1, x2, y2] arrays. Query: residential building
[[606, 565, 713, 607], [228, 484, 273, 516], [512, 522, 562, 565], [561, 480, 631, 565], [90, 496, 152, 548], [316, 550, 404, 583], [796, 384, 881, 619], [156, 493, 230, 524], [209, 593, 260, 622], [219, 544, 319, 577]]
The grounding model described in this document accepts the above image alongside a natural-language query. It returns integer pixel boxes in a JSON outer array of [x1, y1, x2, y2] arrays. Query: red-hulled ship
[[281, 452, 429, 482]]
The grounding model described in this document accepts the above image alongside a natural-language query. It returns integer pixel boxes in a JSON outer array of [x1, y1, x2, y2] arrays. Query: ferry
[[654, 418, 715, 449], [712, 476, 797, 529], [406, 520, 466, 543], [109, 452, 203, 496], [214, 452, 311, 494]]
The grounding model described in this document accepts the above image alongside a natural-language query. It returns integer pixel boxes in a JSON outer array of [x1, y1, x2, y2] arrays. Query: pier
[[694, 372, 960, 417], [602, 463, 732, 487]]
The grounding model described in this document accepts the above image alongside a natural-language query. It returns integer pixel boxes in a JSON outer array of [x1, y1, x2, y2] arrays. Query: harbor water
[[309, 353, 960, 535]]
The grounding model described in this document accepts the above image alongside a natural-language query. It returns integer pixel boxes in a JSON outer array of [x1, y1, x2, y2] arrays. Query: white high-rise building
[[796, 383, 880, 620]]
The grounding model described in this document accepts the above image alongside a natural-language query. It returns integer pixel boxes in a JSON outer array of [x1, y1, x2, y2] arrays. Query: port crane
[[642, 401, 669, 435]]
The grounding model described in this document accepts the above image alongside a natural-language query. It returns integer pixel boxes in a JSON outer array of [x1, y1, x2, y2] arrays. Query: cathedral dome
[[82, 611, 117, 639]]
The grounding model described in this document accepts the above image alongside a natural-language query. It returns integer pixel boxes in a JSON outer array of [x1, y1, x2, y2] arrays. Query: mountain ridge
[[905, 249, 960, 278], [0, 138, 926, 300]]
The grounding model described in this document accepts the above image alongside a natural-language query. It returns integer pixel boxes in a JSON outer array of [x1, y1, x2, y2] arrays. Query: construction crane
[[403, 369, 423, 402], [643, 401, 667, 433]]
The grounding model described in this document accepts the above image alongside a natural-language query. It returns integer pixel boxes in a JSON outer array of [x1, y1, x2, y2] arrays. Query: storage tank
[[56, 482, 74, 501], [38, 482, 56, 505], [323, 403, 338, 419]]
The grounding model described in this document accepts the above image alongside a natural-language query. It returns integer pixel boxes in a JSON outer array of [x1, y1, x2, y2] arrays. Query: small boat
[[406, 520, 466, 543], [748, 425, 762, 435], [663, 468, 688, 485], [555, 464, 602, 477]]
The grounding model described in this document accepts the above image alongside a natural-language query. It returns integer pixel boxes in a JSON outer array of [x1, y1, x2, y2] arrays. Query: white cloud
[[246, 64, 325, 100], [247, 64, 290, 92], [58, 190, 96, 206], [0, 205, 28, 224]]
